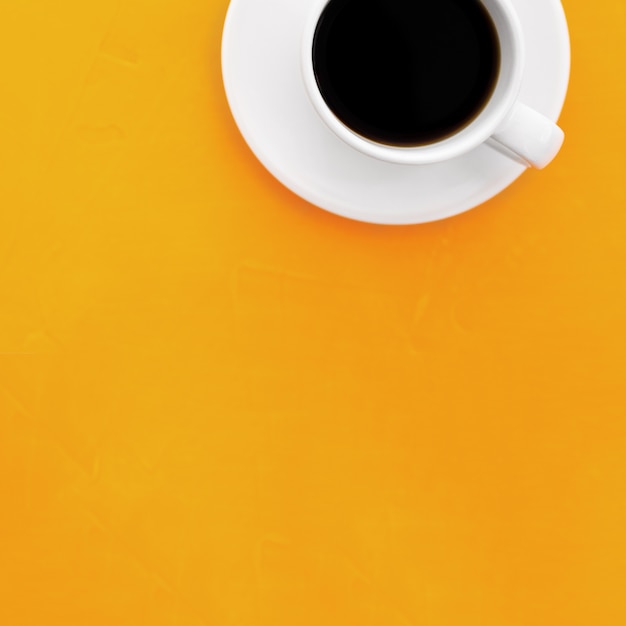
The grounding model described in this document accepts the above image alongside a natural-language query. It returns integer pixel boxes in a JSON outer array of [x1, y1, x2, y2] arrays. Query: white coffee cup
[[301, 0, 564, 169]]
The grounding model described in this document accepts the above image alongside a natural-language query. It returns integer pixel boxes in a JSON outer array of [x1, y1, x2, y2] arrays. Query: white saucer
[[222, 0, 570, 224]]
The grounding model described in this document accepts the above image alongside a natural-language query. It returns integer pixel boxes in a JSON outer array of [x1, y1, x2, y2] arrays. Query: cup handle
[[488, 102, 564, 169]]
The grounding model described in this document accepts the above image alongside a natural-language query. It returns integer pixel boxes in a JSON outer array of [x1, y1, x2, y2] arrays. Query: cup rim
[[301, 0, 526, 165]]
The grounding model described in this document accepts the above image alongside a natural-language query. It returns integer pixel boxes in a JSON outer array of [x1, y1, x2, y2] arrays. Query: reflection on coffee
[[313, 0, 501, 147]]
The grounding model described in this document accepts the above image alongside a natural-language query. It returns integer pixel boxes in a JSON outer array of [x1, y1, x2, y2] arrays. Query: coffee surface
[[313, 0, 500, 146]]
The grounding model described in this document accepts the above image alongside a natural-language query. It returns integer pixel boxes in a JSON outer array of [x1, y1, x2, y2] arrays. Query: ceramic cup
[[302, 0, 564, 169]]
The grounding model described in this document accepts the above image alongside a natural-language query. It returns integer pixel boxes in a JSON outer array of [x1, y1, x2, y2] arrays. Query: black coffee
[[312, 0, 500, 146]]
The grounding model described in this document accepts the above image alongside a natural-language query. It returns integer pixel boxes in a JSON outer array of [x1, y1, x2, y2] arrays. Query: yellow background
[[1, 1, 625, 624]]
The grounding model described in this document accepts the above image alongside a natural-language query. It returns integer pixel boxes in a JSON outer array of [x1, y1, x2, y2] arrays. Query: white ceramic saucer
[[222, 0, 570, 225]]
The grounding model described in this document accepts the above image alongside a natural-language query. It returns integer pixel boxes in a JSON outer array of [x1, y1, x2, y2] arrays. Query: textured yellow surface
[[1, 0, 626, 624]]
